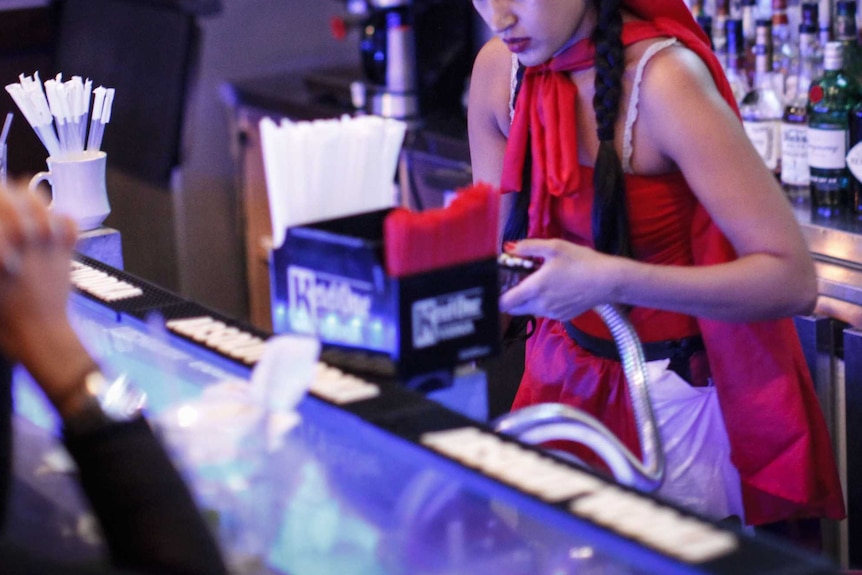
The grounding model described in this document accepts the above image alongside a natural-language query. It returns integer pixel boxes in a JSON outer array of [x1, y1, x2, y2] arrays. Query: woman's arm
[[634, 45, 817, 319], [468, 38, 517, 245], [501, 45, 817, 323]]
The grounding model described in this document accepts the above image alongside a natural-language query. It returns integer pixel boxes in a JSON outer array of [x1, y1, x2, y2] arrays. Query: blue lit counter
[[9, 255, 841, 575]]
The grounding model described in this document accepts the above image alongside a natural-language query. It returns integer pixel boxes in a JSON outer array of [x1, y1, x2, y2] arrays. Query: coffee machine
[[360, 0, 419, 119], [332, 0, 474, 121]]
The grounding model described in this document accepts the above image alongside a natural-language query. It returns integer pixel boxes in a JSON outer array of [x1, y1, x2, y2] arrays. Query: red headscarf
[[501, 0, 846, 525]]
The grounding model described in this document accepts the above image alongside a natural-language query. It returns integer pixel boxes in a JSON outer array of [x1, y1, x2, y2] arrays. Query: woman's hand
[[499, 238, 620, 321], [0, 185, 77, 357], [0, 184, 99, 418]]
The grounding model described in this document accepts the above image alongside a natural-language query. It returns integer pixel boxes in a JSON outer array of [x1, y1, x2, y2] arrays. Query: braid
[[591, 0, 631, 258]]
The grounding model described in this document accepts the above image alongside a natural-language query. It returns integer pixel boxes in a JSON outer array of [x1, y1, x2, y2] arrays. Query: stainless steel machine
[[330, 0, 474, 121]]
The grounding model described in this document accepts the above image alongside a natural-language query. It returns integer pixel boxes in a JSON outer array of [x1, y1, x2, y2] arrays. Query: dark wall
[[54, 0, 204, 187], [0, 6, 59, 179]]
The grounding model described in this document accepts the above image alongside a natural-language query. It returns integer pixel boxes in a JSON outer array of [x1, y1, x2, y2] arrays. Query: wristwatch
[[63, 370, 147, 436]]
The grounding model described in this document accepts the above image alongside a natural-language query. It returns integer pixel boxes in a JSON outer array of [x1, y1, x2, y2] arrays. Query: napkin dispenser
[[269, 207, 500, 386]]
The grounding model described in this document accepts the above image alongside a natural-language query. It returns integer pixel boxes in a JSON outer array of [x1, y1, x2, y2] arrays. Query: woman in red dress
[[468, 0, 845, 539]]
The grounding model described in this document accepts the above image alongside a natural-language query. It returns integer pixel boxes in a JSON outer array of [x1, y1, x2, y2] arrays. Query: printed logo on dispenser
[[287, 266, 373, 340], [412, 288, 484, 349]]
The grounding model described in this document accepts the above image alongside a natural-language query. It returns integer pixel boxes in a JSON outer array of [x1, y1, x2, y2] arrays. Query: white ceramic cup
[[28, 150, 111, 231]]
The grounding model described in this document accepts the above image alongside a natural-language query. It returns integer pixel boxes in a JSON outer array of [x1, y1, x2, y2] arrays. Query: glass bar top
[[10, 255, 841, 575]]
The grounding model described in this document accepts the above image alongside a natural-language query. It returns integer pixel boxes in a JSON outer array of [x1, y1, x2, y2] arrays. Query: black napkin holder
[[270, 208, 500, 385]]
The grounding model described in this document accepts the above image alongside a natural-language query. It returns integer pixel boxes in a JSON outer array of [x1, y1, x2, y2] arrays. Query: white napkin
[[249, 333, 320, 414], [157, 334, 320, 467]]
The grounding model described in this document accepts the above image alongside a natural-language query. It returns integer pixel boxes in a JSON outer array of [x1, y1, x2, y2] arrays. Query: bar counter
[[793, 202, 862, 326], [7, 254, 843, 574]]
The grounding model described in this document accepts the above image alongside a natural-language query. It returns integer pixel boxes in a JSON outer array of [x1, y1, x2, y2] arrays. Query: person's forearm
[[13, 323, 99, 421], [610, 253, 817, 322]]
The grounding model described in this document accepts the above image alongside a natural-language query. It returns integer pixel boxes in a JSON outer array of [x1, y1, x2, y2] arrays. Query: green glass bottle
[[807, 41, 859, 217], [835, 1, 862, 85]]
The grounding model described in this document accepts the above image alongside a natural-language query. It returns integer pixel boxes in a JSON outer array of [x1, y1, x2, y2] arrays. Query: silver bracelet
[[63, 371, 147, 436]]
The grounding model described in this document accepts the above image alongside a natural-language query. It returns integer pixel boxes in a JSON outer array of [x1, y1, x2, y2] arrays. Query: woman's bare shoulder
[[618, 36, 752, 177], [469, 38, 514, 136], [634, 42, 721, 108], [631, 41, 738, 153], [472, 37, 514, 83]]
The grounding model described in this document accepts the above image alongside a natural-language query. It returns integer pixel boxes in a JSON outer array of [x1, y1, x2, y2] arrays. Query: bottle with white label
[[807, 41, 858, 217], [850, 102, 862, 214], [741, 19, 784, 178], [780, 16, 821, 202]]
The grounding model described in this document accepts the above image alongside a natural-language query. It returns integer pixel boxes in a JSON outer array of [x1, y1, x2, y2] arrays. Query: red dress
[[502, 8, 846, 526]]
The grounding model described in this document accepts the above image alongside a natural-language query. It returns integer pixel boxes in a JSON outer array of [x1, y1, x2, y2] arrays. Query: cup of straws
[[5, 72, 116, 231]]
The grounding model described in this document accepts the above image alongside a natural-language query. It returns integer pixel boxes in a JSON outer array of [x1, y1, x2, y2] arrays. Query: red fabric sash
[[501, 0, 846, 524]]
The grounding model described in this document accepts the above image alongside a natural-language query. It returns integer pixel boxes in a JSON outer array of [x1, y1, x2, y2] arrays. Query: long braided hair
[[502, 0, 632, 261], [591, 0, 631, 258]]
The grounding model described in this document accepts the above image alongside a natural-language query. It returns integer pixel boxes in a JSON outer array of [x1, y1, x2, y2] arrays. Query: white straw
[[6, 72, 115, 158], [87, 86, 106, 151], [80, 78, 92, 150], [5, 84, 37, 127], [44, 79, 68, 151], [260, 117, 289, 249], [100, 88, 115, 123], [0, 113, 12, 145], [88, 87, 115, 152], [259, 114, 407, 248]]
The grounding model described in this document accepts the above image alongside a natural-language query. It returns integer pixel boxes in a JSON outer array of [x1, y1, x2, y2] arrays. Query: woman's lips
[[504, 38, 531, 54]]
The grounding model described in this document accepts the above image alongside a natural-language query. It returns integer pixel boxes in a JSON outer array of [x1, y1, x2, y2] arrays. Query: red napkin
[[384, 183, 500, 278]]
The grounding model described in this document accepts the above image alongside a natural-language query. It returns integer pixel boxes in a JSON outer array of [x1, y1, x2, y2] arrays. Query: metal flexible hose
[[493, 304, 665, 492]]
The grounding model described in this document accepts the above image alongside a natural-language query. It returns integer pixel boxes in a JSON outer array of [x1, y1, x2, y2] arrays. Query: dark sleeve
[[0, 539, 139, 575], [63, 417, 229, 575]]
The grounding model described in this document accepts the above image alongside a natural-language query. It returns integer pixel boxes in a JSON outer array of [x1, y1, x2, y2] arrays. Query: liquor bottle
[[781, 17, 821, 201], [785, 4, 824, 97], [697, 14, 715, 49], [741, 0, 759, 80], [850, 101, 862, 214], [714, 0, 732, 63], [741, 19, 784, 176], [772, 0, 795, 98], [801, 2, 825, 74], [807, 41, 859, 217], [725, 19, 752, 104], [819, 0, 833, 45], [802, 2, 821, 32], [835, 1, 862, 83]]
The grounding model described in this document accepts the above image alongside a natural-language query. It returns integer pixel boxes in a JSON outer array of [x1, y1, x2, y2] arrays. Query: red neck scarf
[[499, 36, 592, 201]]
